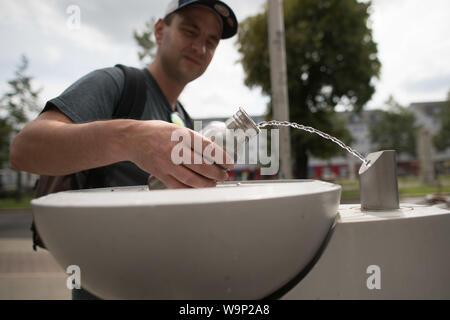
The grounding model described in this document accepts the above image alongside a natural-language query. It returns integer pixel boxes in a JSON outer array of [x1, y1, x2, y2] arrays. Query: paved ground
[[0, 196, 434, 300], [0, 210, 71, 300], [0, 210, 33, 238]]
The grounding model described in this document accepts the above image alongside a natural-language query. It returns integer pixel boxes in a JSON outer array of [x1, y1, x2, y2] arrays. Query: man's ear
[[154, 18, 165, 45]]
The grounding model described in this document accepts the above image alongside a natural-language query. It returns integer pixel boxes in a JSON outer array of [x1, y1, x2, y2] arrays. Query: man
[[9, 0, 238, 299], [10, 0, 237, 188]]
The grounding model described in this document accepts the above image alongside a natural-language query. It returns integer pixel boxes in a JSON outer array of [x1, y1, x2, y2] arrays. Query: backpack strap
[[113, 64, 147, 119], [177, 101, 194, 129]]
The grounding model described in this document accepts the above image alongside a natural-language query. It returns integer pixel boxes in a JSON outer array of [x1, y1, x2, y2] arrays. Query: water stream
[[257, 120, 369, 165]]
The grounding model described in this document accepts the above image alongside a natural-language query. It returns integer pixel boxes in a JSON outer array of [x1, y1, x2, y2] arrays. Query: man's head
[[164, 0, 238, 40], [153, 0, 238, 85]]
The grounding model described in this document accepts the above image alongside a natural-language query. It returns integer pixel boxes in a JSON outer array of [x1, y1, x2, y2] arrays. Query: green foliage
[[0, 118, 12, 168], [133, 18, 157, 66], [0, 55, 41, 169], [0, 55, 41, 133], [0, 55, 41, 198], [433, 91, 450, 151], [236, 0, 380, 177], [369, 96, 417, 157]]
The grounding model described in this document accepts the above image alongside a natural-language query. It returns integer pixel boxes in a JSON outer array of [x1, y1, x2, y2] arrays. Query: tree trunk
[[294, 149, 309, 179], [15, 170, 22, 201]]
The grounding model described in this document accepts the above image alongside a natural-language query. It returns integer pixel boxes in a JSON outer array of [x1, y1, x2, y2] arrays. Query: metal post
[[268, 0, 293, 179], [359, 150, 400, 210]]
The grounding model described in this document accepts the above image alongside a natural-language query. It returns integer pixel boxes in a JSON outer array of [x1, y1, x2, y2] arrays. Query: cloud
[[404, 74, 450, 93], [367, 0, 450, 108], [49, 0, 167, 44]]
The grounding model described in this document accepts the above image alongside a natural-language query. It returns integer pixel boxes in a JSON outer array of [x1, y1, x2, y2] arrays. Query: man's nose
[[191, 38, 207, 55]]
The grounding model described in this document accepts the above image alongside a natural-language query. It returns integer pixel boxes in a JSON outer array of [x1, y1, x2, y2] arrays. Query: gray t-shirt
[[41, 66, 193, 187]]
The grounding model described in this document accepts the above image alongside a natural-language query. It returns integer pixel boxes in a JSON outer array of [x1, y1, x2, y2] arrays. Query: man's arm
[[9, 107, 233, 188], [9, 106, 135, 176]]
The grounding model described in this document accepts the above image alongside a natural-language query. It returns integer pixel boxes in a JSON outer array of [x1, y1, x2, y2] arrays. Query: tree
[[0, 55, 42, 196], [237, 0, 380, 177], [0, 118, 12, 170], [133, 18, 157, 67], [433, 90, 450, 152], [369, 96, 417, 157]]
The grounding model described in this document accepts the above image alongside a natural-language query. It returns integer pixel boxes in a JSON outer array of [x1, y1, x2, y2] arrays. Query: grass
[[0, 190, 35, 209], [0, 196, 34, 209], [337, 174, 450, 200]]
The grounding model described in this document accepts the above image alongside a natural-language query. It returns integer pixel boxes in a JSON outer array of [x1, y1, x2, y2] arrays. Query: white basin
[[31, 180, 341, 299]]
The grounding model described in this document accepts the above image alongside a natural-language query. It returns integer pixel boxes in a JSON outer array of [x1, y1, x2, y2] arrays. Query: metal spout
[[359, 150, 399, 210], [225, 107, 261, 135]]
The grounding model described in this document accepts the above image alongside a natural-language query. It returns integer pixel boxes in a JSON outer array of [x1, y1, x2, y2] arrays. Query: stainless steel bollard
[[359, 150, 400, 210]]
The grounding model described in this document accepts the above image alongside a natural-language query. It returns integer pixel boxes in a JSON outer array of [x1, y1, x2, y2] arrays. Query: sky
[[0, 0, 449, 119]]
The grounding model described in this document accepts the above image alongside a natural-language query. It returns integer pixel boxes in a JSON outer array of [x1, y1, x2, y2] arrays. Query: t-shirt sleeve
[[41, 67, 125, 123]]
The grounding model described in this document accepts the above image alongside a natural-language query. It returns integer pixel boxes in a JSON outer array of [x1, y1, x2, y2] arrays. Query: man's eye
[[183, 28, 195, 36]]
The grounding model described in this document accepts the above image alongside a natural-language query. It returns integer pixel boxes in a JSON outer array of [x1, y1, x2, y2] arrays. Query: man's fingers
[[188, 130, 235, 170], [184, 163, 229, 182], [178, 144, 229, 181], [159, 174, 192, 189], [171, 164, 217, 188]]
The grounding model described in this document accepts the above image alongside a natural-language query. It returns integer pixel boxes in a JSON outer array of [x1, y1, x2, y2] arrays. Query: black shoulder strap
[[114, 64, 147, 119], [177, 101, 194, 129]]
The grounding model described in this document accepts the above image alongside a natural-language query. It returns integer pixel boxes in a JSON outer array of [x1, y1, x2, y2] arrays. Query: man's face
[[158, 5, 222, 84]]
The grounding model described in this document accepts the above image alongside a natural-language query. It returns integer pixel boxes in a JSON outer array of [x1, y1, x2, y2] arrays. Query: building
[[0, 166, 38, 192]]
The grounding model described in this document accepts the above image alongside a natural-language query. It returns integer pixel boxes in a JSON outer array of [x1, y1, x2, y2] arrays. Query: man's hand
[[127, 120, 234, 189]]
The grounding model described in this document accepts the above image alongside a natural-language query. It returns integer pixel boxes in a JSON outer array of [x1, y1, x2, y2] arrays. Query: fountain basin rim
[[31, 179, 341, 209]]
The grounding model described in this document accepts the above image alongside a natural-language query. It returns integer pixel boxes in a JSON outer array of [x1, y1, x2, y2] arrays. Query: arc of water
[[257, 120, 368, 165]]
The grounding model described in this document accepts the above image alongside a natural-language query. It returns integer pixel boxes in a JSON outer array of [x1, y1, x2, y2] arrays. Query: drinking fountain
[[31, 150, 450, 299]]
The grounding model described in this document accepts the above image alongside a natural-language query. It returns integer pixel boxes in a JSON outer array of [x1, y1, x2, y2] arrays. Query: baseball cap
[[164, 0, 238, 39]]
